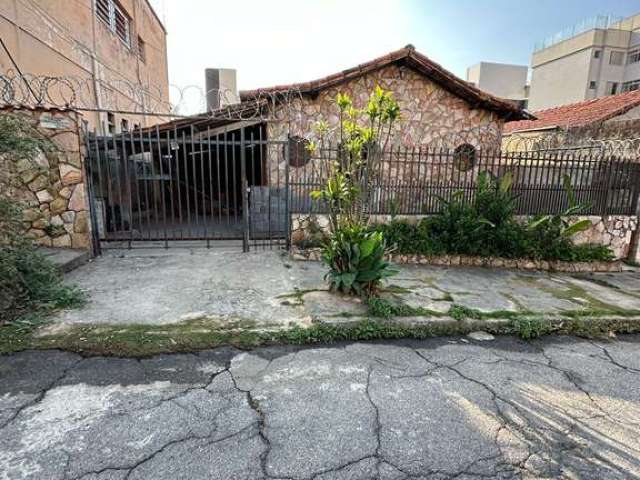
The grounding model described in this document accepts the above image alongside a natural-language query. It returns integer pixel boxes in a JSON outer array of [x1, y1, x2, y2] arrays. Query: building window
[[96, 0, 131, 47], [106, 112, 115, 134], [621, 79, 640, 92], [588, 81, 597, 90], [628, 48, 640, 64], [593, 50, 601, 58], [121, 118, 129, 132], [609, 51, 624, 65], [453, 144, 477, 172], [137, 36, 146, 63], [606, 82, 619, 95], [288, 136, 311, 168]]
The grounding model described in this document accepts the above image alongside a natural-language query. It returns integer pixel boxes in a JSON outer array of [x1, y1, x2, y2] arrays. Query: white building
[[466, 62, 529, 109], [528, 13, 640, 111]]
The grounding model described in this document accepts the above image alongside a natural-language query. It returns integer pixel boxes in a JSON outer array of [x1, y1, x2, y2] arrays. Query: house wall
[[466, 62, 528, 102], [265, 64, 505, 183], [2, 108, 92, 250], [502, 115, 640, 152], [529, 14, 640, 111], [0, 0, 169, 132]]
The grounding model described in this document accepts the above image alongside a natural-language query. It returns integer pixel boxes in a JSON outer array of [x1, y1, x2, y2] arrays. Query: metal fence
[[290, 145, 640, 216], [85, 126, 290, 251]]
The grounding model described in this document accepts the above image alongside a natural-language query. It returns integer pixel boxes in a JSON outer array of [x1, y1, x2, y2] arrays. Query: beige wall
[[529, 13, 640, 111], [529, 47, 594, 110], [466, 62, 528, 101], [0, 0, 169, 131]]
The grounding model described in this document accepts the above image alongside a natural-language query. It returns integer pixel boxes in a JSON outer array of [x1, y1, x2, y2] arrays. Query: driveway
[[1, 336, 640, 479], [54, 249, 640, 328]]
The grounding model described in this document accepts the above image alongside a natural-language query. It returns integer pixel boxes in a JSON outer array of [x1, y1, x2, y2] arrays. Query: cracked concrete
[[51, 250, 640, 329], [2, 336, 640, 479]]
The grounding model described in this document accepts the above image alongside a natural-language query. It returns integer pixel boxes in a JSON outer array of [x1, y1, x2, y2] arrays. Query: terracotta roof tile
[[504, 89, 640, 133], [240, 45, 531, 121]]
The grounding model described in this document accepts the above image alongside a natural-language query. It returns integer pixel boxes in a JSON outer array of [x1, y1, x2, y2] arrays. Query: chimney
[[205, 68, 239, 111]]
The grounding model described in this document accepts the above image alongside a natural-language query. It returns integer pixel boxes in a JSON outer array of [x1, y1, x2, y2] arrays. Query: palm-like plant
[[528, 174, 592, 238]]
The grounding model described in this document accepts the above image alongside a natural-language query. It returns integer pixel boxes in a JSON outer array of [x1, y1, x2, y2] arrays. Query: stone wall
[[266, 64, 505, 186], [290, 213, 639, 261], [291, 247, 624, 273], [572, 215, 638, 260], [2, 108, 91, 250]]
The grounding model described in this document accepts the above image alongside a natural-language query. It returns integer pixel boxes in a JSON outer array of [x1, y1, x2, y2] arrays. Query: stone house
[[240, 45, 530, 183], [242, 45, 529, 146], [147, 45, 530, 222]]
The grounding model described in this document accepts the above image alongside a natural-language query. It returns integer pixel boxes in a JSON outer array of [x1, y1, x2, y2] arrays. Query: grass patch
[[3, 313, 639, 358], [276, 288, 324, 306], [367, 297, 445, 319]]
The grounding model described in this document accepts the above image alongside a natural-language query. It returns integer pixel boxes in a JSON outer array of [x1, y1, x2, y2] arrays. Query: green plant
[[511, 317, 553, 340], [0, 243, 86, 323], [309, 87, 401, 296], [529, 173, 591, 238], [309, 87, 400, 231], [367, 297, 444, 318], [322, 226, 397, 296], [366, 170, 614, 263], [0, 112, 84, 326], [448, 304, 483, 321]]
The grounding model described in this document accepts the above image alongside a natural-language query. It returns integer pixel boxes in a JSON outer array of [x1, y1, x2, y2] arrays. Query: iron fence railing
[[289, 146, 640, 216]]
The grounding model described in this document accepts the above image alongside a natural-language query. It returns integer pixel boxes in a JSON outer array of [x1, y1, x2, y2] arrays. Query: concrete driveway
[[1, 336, 640, 479]]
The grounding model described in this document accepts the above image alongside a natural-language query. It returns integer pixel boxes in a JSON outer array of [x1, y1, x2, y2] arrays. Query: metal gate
[[85, 124, 290, 251]]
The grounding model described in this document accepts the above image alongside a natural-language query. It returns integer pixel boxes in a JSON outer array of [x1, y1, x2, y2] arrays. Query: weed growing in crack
[[366, 297, 444, 319], [511, 317, 554, 340]]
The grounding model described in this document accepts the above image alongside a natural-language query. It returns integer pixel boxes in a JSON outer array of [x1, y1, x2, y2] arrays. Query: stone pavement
[[2, 336, 640, 479], [53, 249, 640, 328]]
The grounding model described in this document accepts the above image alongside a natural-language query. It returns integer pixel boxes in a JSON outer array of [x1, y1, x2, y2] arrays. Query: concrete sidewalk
[[1, 336, 639, 479], [53, 249, 640, 328]]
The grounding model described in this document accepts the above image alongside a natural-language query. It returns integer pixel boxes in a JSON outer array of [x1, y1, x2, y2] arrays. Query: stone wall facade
[[266, 64, 505, 186], [572, 215, 638, 260], [2, 108, 91, 250], [290, 213, 639, 261]]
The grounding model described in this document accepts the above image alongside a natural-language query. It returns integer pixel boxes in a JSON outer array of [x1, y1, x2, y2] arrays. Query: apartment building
[[528, 13, 640, 111], [466, 62, 529, 109], [0, 0, 170, 132]]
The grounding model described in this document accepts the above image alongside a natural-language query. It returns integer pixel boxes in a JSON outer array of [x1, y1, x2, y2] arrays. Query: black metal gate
[[85, 124, 290, 251]]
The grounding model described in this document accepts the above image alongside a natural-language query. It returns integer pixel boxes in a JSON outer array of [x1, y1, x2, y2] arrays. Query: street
[[1, 335, 639, 479]]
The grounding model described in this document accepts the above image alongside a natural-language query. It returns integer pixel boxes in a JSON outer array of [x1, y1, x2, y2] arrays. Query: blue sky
[[149, 0, 639, 111], [406, 0, 640, 75]]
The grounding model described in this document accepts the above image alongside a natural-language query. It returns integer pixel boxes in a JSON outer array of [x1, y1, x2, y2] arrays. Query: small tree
[[307, 87, 400, 296], [309, 86, 400, 233]]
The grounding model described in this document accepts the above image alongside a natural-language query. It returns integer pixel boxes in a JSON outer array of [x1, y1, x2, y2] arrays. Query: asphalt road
[[1, 335, 640, 479]]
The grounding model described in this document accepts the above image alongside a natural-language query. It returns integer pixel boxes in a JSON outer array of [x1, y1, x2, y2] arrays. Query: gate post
[[84, 131, 102, 256], [240, 128, 250, 252]]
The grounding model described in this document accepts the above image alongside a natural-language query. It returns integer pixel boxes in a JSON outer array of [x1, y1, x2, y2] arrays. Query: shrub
[[0, 243, 85, 324], [309, 87, 401, 297], [368, 171, 614, 263], [322, 225, 397, 297], [0, 113, 84, 325]]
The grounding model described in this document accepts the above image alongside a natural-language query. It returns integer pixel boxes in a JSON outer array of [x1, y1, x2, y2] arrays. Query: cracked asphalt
[[1, 335, 640, 479]]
